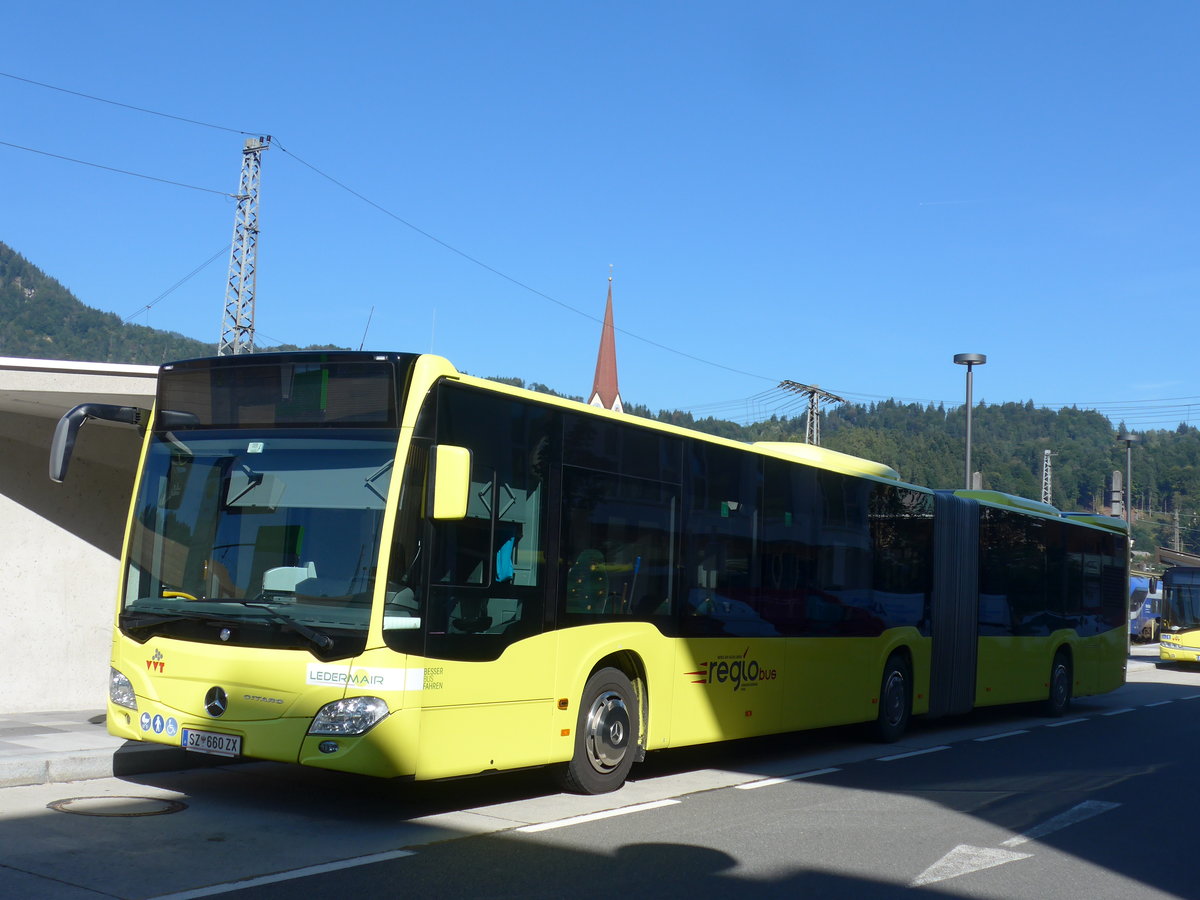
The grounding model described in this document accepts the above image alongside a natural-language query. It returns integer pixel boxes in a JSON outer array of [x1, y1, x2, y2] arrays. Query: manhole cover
[[48, 796, 187, 817]]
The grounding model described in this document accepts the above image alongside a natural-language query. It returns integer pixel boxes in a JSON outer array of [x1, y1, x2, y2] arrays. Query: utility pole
[[1041, 449, 1057, 505], [218, 135, 270, 356], [778, 381, 846, 445]]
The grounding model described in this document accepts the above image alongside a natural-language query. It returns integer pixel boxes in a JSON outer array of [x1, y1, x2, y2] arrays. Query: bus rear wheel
[[872, 654, 911, 743], [1042, 650, 1072, 717], [555, 667, 638, 795]]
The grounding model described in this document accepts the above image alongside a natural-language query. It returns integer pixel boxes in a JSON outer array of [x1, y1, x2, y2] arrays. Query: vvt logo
[[146, 648, 166, 673]]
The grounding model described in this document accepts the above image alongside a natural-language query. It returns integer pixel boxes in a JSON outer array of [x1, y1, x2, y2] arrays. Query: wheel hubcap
[[1052, 664, 1068, 705], [585, 691, 630, 772], [883, 671, 906, 726]]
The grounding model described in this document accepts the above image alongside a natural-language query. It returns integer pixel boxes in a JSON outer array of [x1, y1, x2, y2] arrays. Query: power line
[[3, 70, 776, 383], [0, 71, 254, 135], [125, 245, 231, 323], [0, 139, 232, 196], [8, 70, 1200, 426], [271, 142, 776, 383]]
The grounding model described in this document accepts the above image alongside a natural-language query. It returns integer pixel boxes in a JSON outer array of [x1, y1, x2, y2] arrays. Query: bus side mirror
[[430, 445, 471, 519], [49, 403, 147, 483]]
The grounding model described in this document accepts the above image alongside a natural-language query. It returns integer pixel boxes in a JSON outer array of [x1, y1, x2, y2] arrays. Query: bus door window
[[1099, 533, 1127, 631], [430, 466, 496, 633], [815, 472, 878, 634], [383, 438, 430, 652], [682, 443, 767, 637], [759, 460, 822, 635], [386, 382, 551, 660], [867, 483, 933, 632]]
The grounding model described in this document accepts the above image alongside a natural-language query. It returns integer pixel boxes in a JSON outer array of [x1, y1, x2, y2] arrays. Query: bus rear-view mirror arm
[[50, 405, 201, 482], [49, 403, 148, 483]]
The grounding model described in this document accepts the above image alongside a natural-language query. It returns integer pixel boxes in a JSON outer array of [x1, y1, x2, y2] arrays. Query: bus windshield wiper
[[120, 610, 245, 632], [235, 598, 335, 651]]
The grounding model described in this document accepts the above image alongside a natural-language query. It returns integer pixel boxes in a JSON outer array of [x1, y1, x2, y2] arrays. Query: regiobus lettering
[[690, 650, 778, 691]]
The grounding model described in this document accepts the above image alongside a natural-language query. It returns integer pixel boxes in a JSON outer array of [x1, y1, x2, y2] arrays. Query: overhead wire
[[0, 71, 254, 135], [0, 139, 233, 197], [4, 70, 776, 383], [270, 142, 776, 383], [125, 245, 231, 323], [4, 69, 1197, 429]]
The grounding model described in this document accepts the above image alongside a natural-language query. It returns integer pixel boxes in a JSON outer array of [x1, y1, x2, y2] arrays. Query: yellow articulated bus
[[49, 351, 1129, 793]]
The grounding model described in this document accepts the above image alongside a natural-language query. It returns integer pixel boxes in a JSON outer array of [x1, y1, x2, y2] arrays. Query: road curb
[[1, 742, 231, 789]]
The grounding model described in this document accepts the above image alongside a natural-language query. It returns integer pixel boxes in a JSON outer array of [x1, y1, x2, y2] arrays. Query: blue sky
[[2, 2, 1197, 429]]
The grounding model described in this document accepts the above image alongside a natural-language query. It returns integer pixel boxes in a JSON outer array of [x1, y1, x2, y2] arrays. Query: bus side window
[[560, 468, 677, 622]]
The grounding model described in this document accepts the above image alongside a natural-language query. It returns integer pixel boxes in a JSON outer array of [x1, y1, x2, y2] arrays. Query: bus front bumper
[[106, 700, 421, 779], [1159, 637, 1200, 663]]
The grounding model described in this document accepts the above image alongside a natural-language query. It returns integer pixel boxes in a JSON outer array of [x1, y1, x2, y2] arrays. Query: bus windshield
[[121, 428, 397, 657], [1163, 569, 1200, 633]]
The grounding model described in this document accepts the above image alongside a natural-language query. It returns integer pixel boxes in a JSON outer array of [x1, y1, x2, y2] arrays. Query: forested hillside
[[6, 239, 1200, 558], [1, 241, 215, 363], [0, 241, 339, 363]]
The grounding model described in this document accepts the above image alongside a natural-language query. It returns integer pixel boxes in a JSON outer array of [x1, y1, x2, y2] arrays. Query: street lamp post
[[1118, 432, 1138, 526], [954, 353, 987, 490]]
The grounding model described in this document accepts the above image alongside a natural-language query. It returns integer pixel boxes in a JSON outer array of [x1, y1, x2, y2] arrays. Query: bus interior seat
[[566, 549, 608, 613], [262, 562, 318, 594]]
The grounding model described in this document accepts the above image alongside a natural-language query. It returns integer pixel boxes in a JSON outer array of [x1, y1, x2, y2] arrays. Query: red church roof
[[589, 277, 623, 413]]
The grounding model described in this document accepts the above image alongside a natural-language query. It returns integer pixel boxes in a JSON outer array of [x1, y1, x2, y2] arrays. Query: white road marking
[[150, 850, 417, 899], [1001, 800, 1120, 847], [912, 800, 1121, 887], [877, 745, 950, 762], [1145, 700, 1173, 707], [911, 844, 1032, 886], [735, 767, 841, 789], [974, 730, 1029, 742], [1102, 708, 1135, 716], [1045, 717, 1087, 727], [515, 799, 681, 833]]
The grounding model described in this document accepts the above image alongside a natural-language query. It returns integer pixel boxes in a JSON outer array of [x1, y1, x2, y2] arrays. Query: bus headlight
[[308, 696, 389, 736], [109, 667, 137, 710]]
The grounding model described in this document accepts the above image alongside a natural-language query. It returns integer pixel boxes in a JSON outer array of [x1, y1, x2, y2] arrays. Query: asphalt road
[[1, 645, 1192, 900]]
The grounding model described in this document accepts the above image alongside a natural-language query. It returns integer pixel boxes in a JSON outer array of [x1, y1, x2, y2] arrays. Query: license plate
[[181, 728, 242, 757]]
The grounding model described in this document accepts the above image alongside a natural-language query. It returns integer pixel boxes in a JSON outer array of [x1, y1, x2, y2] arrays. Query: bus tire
[[872, 654, 911, 743], [1042, 650, 1072, 717], [555, 667, 638, 795]]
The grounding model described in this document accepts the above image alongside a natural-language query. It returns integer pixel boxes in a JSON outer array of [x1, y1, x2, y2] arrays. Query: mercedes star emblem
[[204, 686, 228, 718]]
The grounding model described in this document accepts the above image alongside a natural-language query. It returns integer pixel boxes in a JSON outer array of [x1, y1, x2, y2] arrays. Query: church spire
[[589, 269, 623, 413]]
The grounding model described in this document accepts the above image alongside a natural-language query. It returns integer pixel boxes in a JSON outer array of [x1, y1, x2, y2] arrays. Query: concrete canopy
[[0, 356, 158, 419]]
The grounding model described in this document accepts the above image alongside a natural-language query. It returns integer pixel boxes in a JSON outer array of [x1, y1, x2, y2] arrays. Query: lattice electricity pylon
[[218, 136, 270, 356], [1041, 449, 1057, 505], [778, 381, 846, 445]]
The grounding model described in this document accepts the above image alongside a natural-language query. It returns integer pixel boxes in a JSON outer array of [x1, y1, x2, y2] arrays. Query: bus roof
[[445, 363, 912, 487]]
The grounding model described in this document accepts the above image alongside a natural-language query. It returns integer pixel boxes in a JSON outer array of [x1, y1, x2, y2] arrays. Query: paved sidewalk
[[0, 710, 211, 788]]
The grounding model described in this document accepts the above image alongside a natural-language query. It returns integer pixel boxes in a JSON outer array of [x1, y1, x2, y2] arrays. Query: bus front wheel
[[1042, 650, 1072, 717], [872, 654, 911, 743], [555, 667, 638, 795]]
